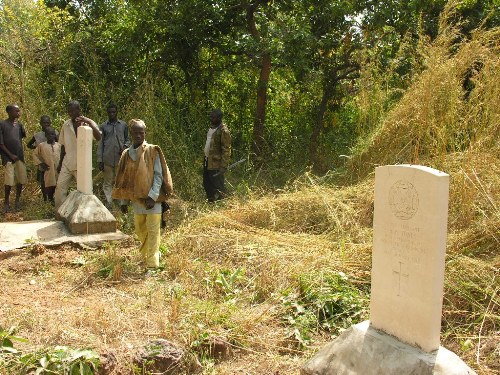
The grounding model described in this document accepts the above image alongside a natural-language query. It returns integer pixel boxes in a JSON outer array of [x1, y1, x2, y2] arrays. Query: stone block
[[301, 321, 476, 375], [56, 190, 116, 234]]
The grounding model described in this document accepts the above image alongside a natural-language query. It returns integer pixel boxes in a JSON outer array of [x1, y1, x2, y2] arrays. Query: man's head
[[40, 115, 51, 131], [210, 109, 223, 127], [6, 104, 20, 121], [45, 127, 57, 144], [107, 103, 118, 122], [129, 119, 146, 148], [67, 100, 81, 121]]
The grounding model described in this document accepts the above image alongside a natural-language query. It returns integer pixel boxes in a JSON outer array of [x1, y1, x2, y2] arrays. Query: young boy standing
[[27, 115, 58, 201], [27, 115, 57, 150], [0, 104, 27, 212], [33, 127, 60, 204]]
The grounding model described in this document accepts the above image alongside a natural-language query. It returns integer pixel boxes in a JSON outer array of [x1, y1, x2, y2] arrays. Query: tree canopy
[[0, 0, 498, 188]]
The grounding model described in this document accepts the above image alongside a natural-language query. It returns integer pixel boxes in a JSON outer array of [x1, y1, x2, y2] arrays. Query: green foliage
[[215, 266, 245, 298], [1, 326, 29, 355], [93, 242, 128, 280], [0, 327, 100, 374], [280, 271, 368, 348], [31, 347, 100, 375], [0, 0, 497, 201]]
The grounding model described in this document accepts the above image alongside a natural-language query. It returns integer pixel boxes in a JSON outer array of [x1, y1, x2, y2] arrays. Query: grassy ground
[[0, 172, 498, 374], [1, 23, 499, 375]]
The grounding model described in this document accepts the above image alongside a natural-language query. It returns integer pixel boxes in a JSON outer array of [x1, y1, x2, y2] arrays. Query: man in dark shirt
[[97, 103, 129, 208], [203, 109, 231, 202], [0, 104, 27, 212]]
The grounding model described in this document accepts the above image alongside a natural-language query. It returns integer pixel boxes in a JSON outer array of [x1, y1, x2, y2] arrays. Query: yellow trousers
[[134, 213, 161, 268]]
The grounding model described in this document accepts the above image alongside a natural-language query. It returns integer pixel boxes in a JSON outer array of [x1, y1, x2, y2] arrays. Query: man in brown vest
[[112, 119, 173, 271]]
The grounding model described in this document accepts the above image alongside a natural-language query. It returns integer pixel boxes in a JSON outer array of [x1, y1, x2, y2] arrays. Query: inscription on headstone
[[370, 165, 450, 353]]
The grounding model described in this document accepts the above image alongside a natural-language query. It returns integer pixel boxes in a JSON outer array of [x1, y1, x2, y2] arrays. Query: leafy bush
[[0, 327, 100, 374], [281, 271, 369, 348]]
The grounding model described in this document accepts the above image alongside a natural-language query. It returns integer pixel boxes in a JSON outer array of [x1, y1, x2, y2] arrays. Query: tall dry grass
[[162, 19, 500, 372], [342, 20, 500, 373]]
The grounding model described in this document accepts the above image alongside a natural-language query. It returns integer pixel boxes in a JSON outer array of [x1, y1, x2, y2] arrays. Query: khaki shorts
[[4, 160, 27, 186]]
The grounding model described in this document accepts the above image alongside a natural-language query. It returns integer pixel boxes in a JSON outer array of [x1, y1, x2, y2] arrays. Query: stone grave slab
[[0, 219, 127, 257], [56, 190, 116, 234]]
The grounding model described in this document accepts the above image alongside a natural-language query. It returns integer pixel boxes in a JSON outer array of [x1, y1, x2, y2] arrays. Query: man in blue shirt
[[97, 103, 129, 208]]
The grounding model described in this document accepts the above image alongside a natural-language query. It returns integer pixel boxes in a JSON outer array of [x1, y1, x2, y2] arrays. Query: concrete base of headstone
[[56, 190, 117, 234], [301, 321, 476, 375]]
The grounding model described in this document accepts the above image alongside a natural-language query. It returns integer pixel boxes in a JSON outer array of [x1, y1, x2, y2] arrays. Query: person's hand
[[120, 204, 128, 214], [75, 116, 90, 125], [40, 163, 49, 171], [145, 197, 155, 210], [99, 162, 104, 171], [10, 155, 18, 163]]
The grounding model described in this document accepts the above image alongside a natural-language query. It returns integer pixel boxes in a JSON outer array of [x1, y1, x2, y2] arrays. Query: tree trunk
[[252, 52, 271, 162], [247, 0, 271, 165], [309, 83, 334, 170]]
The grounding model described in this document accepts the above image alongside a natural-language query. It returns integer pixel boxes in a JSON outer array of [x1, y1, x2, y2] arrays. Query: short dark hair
[[67, 100, 80, 109], [107, 103, 117, 110], [44, 126, 56, 135], [40, 115, 51, 122], [5, 104, 18, 113], [211, 108, 223, 119]]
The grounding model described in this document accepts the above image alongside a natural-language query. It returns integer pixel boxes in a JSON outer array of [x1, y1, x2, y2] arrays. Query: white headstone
[[77, 126, 93, 195], [370, 164, 450, 353]]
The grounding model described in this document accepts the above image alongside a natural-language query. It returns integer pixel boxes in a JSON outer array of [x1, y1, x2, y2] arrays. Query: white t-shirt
[[204, 127, 218, 158]]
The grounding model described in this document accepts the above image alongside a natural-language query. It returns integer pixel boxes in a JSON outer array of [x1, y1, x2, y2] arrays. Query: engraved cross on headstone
[[392, 261, 409, 296]]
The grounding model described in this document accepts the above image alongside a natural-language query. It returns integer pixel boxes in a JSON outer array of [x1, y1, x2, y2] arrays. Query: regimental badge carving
[[389, 180, 419, 220]]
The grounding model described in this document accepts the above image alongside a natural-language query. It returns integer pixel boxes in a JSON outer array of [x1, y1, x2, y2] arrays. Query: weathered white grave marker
[[56, 125, 116, 234], [76, 125, 93, 195], [301, 164, 476, 375], [370, 164, 449, 352]]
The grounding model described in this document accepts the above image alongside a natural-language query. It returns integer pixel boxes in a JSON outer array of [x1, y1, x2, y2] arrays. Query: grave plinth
[[301, 321, 476, 375], [302, 165, 476, 375], [56, 126, 116, 234]]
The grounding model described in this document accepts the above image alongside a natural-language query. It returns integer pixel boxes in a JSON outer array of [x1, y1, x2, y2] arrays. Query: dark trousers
[[203, 159, 225, 202]]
